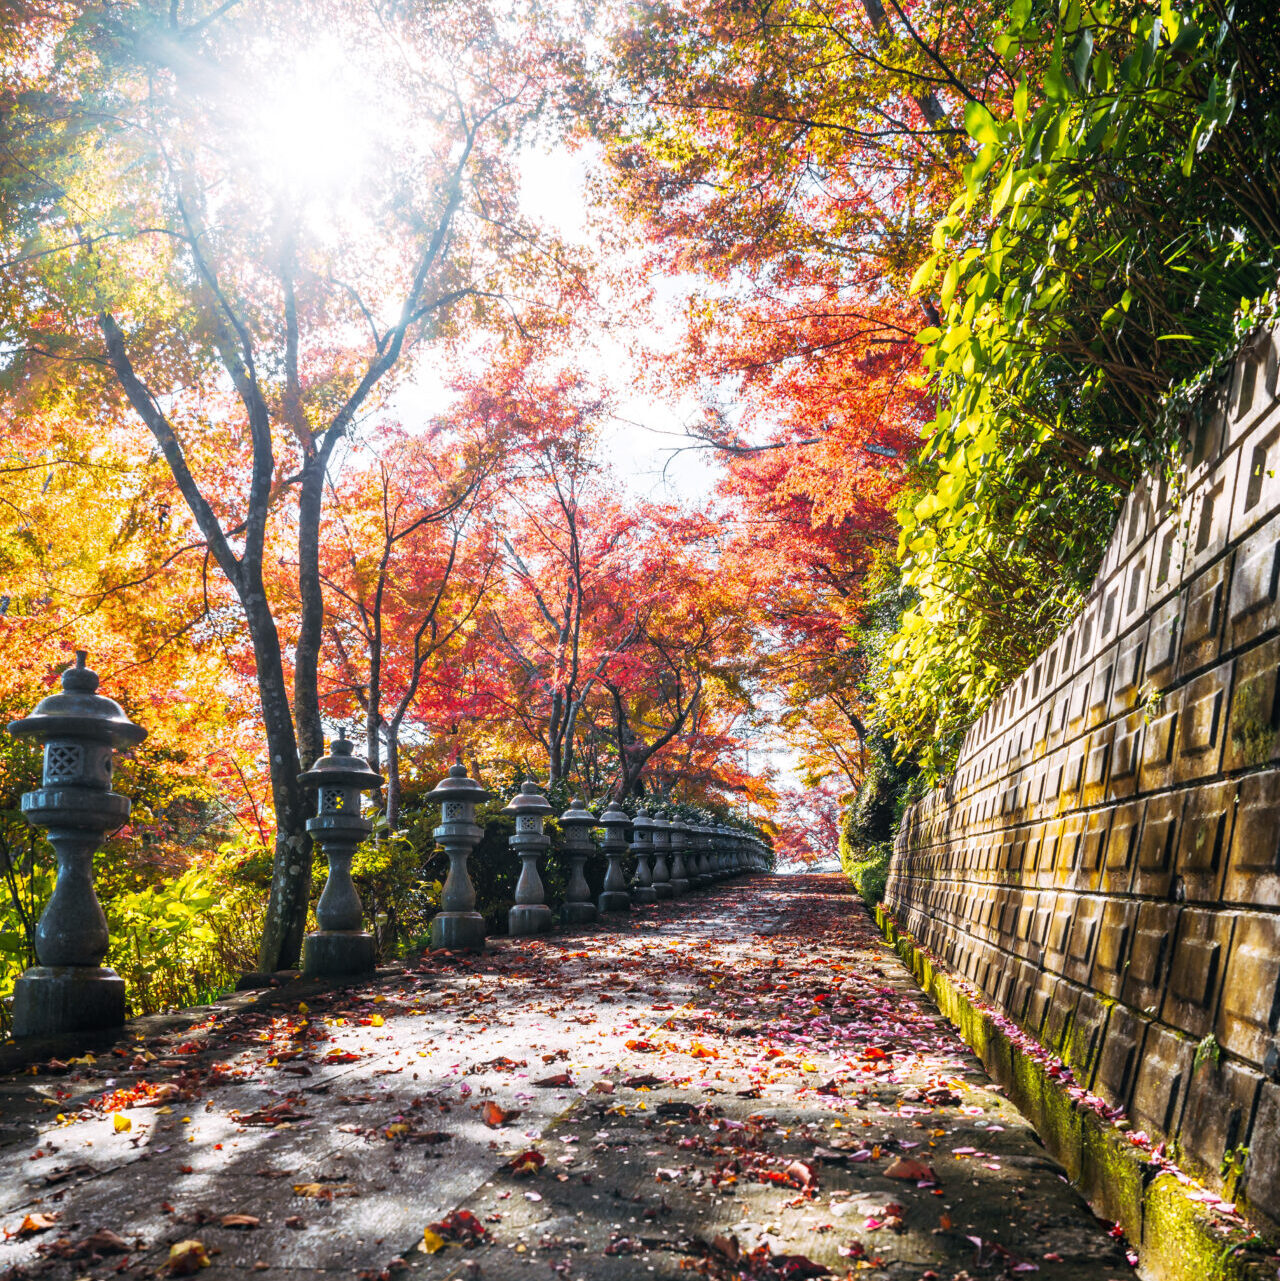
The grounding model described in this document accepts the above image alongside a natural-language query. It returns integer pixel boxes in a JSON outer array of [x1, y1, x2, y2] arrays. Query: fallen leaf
[[885, 1156, 937, 1181], [16, 1212, 59, 1237], [112, 1113, 132, 1133], [482, 1101, 520, 1128], [220, 1215, 260, 1229], [167, 1239, 210, 1275], [533, 1073, 572, 1088], [421, 1228, 446, 1254], [509, 1149, 545, 1176]]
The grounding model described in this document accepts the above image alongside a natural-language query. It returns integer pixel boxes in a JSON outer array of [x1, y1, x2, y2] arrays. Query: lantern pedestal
[[431, 908, 487, 952], [508, 901, 554, 936], [12, 966, 125, 1039], [302, 930, 376, 978]]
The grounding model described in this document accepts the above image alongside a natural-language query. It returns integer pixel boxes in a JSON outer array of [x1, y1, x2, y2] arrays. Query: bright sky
[[394, 141, 722, 506]]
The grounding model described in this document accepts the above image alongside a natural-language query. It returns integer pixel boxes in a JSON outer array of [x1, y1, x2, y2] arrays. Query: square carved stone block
[[1044, 979, 1084, 1057], [1228, 415, 1280, 544], [1091, 898, 1138, 1000], [1093, 1004, 1149, 1113], [1174, 781, 1235, 903], [1065, 990, 1111, 1087], [1025, 970, 1060, 1040], [1069, 807, 1112, 893], [1081, 725, 1115, 810], [1132, 792, 1185, 900], [1174, 661, 1233, 784], [1225, 519, 1280, 651], [1161, 907, 1236, 1040], [1223, 635, 1280, 773], [1119, 545, 1153, 638], [1131, 1023, 1194, 1142], [1043, 893, 1079, 976], [1102, 800, 1142, 894], [1108, 711, 1145, 801], [1225, 769, 1280, 909], [1086, 646, 1117, 728], [1122, 901, 1181, 1016], [1139, 687, 1183, 794], [1144, 587, 1184, 683], [1216, 911, 1280, 1066], [1064, 894, 1104, 985], [1179, 556, 1230, 679], [1244, 1082, 1280, 1223]]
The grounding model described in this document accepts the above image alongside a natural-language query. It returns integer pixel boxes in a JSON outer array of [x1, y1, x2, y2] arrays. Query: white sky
[[393, 141, 722, 506]]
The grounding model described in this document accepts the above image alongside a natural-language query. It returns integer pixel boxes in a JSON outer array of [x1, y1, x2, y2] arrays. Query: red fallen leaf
[[533, 1073, 573, 1088], [784, 1160, 816, 1189], [482, 1101, 520, 1128], [508, 1149, 545, 1176], [621, 1073, 664, 1088], [624, 1039, 655, 1052], [15, 1212, 59, 1237], [815, 1080, 841, 1096], [885, 1156, 937, 1181], [861, 1047, 888, 1060], [426, 1209, 486, 1244]]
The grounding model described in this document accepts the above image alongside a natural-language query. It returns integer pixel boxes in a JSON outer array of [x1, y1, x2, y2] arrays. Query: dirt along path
[[0, 875, 1130, 1281]]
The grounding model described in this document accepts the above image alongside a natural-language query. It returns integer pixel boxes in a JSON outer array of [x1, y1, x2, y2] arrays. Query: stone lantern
[[6, 652, 146, 1038], [597, 802, 631, 913], [649, 815, 674, 900], [297, 731, 382, 978], [691, 824, 712, 888], [668, 818, 691, 896], [630, 808, 657, 904], [506, 780, 553, 937], [426, 758, 491, 952], [559, 798, 599, 926]]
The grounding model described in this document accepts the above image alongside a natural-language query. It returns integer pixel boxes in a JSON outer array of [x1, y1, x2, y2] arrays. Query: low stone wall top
[[886, 325, 1280, 1224]]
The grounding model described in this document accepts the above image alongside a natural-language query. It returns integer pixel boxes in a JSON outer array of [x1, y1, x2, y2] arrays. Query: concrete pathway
[[0, 876, 1130, 1281]]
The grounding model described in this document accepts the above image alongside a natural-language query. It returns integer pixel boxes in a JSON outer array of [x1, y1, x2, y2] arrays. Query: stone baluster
[[426, 758, 491, 952], [693, 824, 712, 887], [630, 808, 657, 904], [559, 798, 599, 926], [597, 802, 632, 913], [6, 651, 146, 1038], [507, 780, 554, 937], [299, 731, 383, 977]]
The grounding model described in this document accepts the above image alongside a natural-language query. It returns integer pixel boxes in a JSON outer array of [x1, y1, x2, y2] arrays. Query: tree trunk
[[385, 726, 403, 832], [294, 458, 327, 772], [243, 593, 313, 973]]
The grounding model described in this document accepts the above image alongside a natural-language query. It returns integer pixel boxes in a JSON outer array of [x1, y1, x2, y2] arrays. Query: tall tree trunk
[[294, 459, 327, 771], [247, 594, 313, 972], [385, 724, 403, 832]]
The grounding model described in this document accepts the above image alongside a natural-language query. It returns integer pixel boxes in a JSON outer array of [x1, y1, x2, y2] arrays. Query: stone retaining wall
[[886, 325, 1280, 1224]]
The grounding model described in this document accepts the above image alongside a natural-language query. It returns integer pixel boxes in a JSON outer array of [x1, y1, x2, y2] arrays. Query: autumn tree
[[0, 1, 586, 967]]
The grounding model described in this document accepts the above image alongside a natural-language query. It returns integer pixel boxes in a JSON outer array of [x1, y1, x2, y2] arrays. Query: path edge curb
[[871, 904, 1275, 1281]]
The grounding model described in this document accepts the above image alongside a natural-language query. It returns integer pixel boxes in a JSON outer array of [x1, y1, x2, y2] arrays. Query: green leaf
[[963, 100, 1000, 146], [909, 254, 938, 295], [1013, 76, 1029, 126], [1073, 29, 1095, 85]]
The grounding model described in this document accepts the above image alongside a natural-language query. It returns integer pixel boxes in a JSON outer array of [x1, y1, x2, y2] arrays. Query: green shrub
[[840, 837, 893, 907]]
